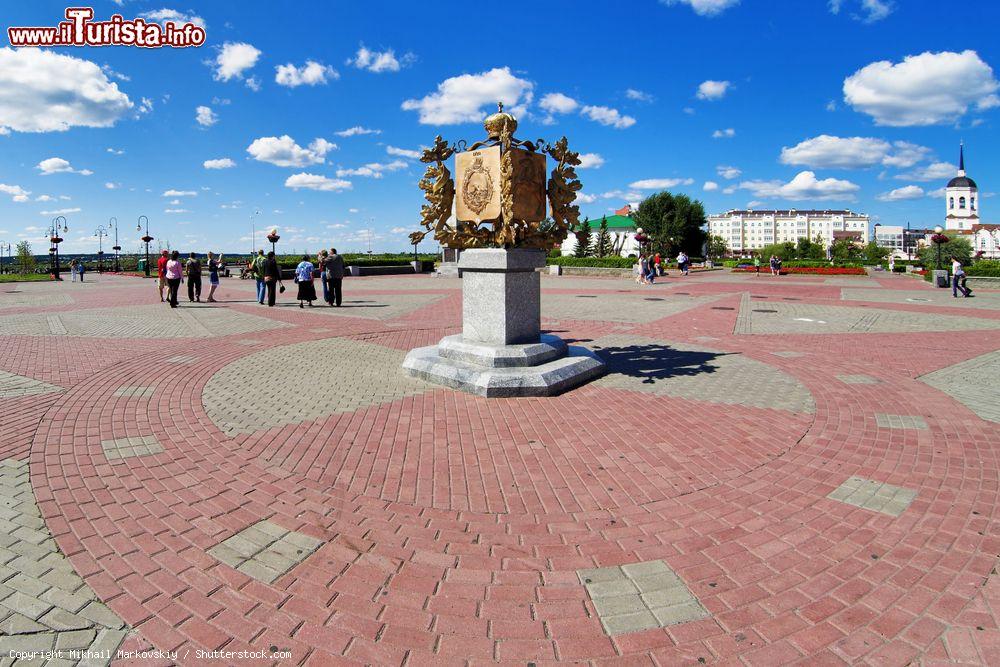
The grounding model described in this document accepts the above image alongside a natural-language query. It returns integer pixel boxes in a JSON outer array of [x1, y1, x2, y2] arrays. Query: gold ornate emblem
[[409, 103, 582, 250], [461, 156, 495, 217]]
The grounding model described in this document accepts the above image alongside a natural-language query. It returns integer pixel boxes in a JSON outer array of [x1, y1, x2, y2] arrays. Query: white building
[[707, 209, 870, 254], [945, 143, 979, 231]]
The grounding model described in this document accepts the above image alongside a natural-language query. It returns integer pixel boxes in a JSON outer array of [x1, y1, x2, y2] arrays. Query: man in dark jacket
[[325, 248, 345, 306]]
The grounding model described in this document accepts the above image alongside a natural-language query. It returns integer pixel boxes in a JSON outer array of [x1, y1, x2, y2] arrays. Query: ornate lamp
[[931, 225, 949, 270], [137, 215, 152, 277], [266, 228, 280, 254]]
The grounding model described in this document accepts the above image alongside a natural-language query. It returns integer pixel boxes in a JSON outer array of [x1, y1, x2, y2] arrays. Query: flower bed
[[732, 266, 866, 275]]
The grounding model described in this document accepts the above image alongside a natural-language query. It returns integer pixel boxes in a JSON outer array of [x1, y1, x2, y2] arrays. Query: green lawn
[[0, 273, 52, 283]]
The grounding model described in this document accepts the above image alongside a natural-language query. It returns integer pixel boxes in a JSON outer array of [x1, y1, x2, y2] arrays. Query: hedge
[[547, 256, 635, 268], [725, 259, 862, 269], [968, 260, 1000, 277]]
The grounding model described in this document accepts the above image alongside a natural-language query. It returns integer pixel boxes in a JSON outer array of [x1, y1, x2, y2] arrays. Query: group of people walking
[[156, 249, 222, 307], [636, 251, 691, 285], [245, 248, 345, 308]]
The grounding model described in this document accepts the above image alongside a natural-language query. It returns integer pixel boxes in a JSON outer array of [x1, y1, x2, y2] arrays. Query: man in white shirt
[[952, 258, 972, 297]]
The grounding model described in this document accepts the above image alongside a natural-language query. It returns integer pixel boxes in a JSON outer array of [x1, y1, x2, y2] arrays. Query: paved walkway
[[0, 270, 998, 665]]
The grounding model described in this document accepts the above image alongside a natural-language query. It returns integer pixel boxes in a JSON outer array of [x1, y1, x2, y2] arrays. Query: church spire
[[959, 142, 965, 175]]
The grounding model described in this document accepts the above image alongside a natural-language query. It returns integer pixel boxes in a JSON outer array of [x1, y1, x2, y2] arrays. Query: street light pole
[[49, 216, 67, 281], [93, 225, 108, 273], [250, 210, 260, 254], [109, 217, 121, 272], [137, 215, 152, 277]]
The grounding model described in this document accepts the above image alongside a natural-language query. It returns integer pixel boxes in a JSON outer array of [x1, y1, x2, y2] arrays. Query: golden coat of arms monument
[[402, 104, 606, 397]]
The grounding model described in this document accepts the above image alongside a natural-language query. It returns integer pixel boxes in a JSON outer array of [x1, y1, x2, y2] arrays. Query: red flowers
[[733, 266, 865, 275]]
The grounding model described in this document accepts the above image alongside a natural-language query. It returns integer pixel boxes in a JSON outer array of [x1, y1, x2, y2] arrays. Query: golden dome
[[483, 102, 517, 138]]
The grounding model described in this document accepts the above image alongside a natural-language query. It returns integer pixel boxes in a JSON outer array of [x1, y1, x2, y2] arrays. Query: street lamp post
[[137, 215, 152, 277], [250, 210, 260, 254], [48, 216, 68, 281], [93, 225, 108, 273], [109, 217, 121, 272], [931, 225, 948, 270]]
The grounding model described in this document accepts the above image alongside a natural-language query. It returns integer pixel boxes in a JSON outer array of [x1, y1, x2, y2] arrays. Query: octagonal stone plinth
[[402, 248, 606, 397]]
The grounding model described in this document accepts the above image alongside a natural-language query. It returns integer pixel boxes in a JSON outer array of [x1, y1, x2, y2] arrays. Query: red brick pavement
[[2, 272, 999, 665]]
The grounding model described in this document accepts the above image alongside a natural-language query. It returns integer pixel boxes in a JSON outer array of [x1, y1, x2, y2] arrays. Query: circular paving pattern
[[2, 272, 999, 665]]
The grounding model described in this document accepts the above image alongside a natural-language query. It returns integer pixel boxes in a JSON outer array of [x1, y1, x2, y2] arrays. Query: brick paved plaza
[[1, 270, 999, 665]]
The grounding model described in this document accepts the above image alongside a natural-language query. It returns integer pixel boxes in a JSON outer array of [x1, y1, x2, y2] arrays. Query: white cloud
[[245, 76, 261, 92], [106, 147, 124, 156], [625, 88, 653, 102], [629, 178, 694, 189], [390, 227, 410, 234], [246, 135, 336, 167], [717, 165, 742, 179], [703, 181, 719, 191], [580, 105, 636, 129], [37, 157, 91, 175], [746, 200, 764, 208], [39, 207, 80, 215], [739, 170, 860, 201], [275, 60, 339, 87], [347, 45, 415, 73], [335, 126, 381, 137], [386, 145, 421, 159], [284, 173, 352, 192], [894, 161, 955, 181], [829, 0, 893, 23], [539, 92, 579, 115], [577, 153, 605, 169], [712, 128, 735, 138], [780, 135, 935, 170], [164, 208, 189, 214], [0, 47, 132, 133], [34, 195, 54, 202], [162, 189, 196, 197], [660, 0, 740, 16], [335, 160, 408, 178], [104, 182, 119, 189], [576, 193, 598, 204], [212, 42, 260, 82], [0, 183, 30, 202], [402, 67, 533, 125], [696, 80, 730, 100], [203, 158, 235, 169], [926, 187, 947, 198], [139, 8, 206, 28], [137, 97, 153, 114], [844, 50, 999, 126], [877, 185, 924, 201], [195, 105, 217, 127]]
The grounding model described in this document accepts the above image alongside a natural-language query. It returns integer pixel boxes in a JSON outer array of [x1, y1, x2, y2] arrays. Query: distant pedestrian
[[888, 256, 896, 274], [185, 252, 202, 302], [325, 247, 345, 307], [317, 250, 329, 304], [157, 249, 169, 302], [639, 255, 649, 285], [769, 255, 778, 276], [677, 251, 689, 276], [654, 252, 662, 276], [262, 251, 283, 307], [77, 261, 85, 282], [206, 252, 222, 302], [165, 250, 183, 308], [295, 255, 317, 308], [952, 258, 972, 298], [70, 259, 78, 282], [775, 256, 783, 276], [753, 255, 761, 276], [251, 249, 266, 305]]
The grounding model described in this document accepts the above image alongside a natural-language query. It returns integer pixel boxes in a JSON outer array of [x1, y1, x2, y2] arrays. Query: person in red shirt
[[156, 249, 169, 302]]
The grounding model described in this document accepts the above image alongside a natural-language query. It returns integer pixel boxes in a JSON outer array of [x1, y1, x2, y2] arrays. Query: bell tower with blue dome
[[945, 143, 979, 231]]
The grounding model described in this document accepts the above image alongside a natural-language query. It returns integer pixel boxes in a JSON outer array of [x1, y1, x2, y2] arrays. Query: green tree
[[795, 236, 825, 260], [594, 216, 612, 257], [759, 242, 796, 261], [573, 217, 593, 257], [917, 233, 972, 269], [706, 234, 728, 259], [862, 240, 890, 264], [631, 191, 707, 257], [830, 238, 863, 262], [15, 241, 36, 275]]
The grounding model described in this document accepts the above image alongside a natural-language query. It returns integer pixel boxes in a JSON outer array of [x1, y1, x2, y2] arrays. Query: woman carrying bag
[[263, 251, 284, 307]]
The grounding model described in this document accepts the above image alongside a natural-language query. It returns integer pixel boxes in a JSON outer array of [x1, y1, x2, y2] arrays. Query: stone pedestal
[[403, 248, 605, 397], [933, 269, 950, 288]]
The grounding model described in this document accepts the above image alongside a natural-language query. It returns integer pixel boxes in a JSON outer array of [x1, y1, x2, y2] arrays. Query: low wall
[[966, 276, 1000, 290], [547, 265, 634, 278]]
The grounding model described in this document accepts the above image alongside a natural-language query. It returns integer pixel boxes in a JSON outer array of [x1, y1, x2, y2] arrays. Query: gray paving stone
[[0, 459, 128, 657], [919, 350, 1000, 423], [100, 435, 164, 461], [543, 292, 721, 324], [837, 374, 880, 385], [737, 300, 1000, 335], [112, 385, 156, 398], [208, 519, 324, 584], [578, 560, 708, 635], [203, 337, 433, 435], [875, 413, 928, 430], [0, 370, 64, 399], [828, 476, 918, 517]]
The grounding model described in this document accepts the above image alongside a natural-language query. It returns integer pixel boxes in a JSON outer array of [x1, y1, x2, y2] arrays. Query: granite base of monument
[[403, 248, 606, 397]]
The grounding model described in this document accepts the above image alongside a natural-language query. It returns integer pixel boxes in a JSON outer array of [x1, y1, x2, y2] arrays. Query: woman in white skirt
[[295, 254, 317, 308]]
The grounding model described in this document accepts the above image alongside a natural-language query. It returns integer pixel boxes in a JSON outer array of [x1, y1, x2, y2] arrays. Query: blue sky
[[0, 0, 997, 255]]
